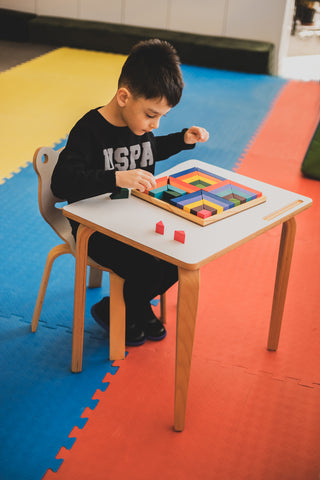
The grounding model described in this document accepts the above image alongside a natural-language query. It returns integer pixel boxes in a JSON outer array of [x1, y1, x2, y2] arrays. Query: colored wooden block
[[177, 172, 201, 182], [149, 185, 169, 199], [204, 180, 230, 193], [190, 180, 211, 188], [174, 230, 185, 243], [190, 205, 205, 214], [224, 195, 241, 206], [197, 168, 226, 181], [131, 163, 266, 227], [162, 190, 179, 201], [110, 188, 129, 199], [183, 199, 204, 213], [169, 176, 200, 193], [225, 193, 246, 204], [155, 221, 165, 235], [228, 180, 262, 198], [170, 191, 203, 209], [202, 199, 223, 214], [182, 175, 202, 184], [193, 172, 224, 184], [170, 167, 198, 178], [197, 209, 212, 219], [203, 191, 234, 210], [155, 176, 168, 188], [168, 185, 188, 195], [206, 183, 233, 196]]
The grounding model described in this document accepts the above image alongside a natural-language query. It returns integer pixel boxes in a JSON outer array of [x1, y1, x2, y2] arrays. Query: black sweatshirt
[[51, 108, 195, 204]]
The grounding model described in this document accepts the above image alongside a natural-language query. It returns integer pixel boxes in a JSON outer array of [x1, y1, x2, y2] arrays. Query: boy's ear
[[117, 87, 131, 107]]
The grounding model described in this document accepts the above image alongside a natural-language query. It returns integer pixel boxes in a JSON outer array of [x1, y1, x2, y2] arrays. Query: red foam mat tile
[[43, 339, 320, 480]]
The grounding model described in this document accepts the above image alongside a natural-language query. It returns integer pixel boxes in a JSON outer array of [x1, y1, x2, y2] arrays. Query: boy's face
[[118, 89, 171, 136]]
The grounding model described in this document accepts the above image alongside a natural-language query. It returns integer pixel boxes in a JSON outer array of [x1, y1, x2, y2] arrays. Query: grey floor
[[0, 40, 54, 72]]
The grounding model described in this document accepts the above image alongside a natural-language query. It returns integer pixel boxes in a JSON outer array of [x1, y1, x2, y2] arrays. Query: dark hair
[[118, 38, 184, 107]]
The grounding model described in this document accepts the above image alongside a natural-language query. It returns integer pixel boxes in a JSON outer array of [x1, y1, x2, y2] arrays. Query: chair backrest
[[33, 146, 75, 249]]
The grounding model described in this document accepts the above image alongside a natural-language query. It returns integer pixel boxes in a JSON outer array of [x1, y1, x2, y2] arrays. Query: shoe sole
[[125, 338, 147, 347], [146, 330, 167, 341]]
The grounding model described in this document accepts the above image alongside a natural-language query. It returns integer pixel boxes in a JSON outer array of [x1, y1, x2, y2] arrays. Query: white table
[[63, 160, 312, 431]]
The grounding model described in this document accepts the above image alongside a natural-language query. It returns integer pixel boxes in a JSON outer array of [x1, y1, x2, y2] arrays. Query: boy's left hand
[[184, 126, 209, 144]]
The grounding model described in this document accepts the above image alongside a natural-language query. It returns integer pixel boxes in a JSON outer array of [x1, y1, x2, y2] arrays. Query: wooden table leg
[[109, 272, 126, 360], [71, 224, 94, 373], [267, 217, 297, 351], [174, 267, 200, 431]]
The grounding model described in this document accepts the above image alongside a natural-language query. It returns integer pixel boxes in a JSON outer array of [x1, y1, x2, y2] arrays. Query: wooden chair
[[31, 146, 166, 371]]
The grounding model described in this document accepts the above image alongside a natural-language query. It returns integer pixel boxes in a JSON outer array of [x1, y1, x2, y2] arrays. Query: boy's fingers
[[186, 126, 209, 143], [196, 127, 209, 142], [136, 170, 156, 190]]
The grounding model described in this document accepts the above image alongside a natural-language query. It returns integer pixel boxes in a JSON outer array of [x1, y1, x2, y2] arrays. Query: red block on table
[[174, 230, 185, 243], [155, 221, 165, 235]]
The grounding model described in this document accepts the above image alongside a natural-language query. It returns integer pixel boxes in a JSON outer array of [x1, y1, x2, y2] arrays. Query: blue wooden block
[[197, 168, 226, 181], [203, 191, 234, 210], [170, 191, 204, 209], [149, 185, 169, 198], [229, 185, 257, 201], [208, 185, 233, 197], [170, 167, 198, 178]]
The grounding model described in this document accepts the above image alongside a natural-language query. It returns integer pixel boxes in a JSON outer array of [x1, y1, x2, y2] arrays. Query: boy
[[51, 38, 209, 346]]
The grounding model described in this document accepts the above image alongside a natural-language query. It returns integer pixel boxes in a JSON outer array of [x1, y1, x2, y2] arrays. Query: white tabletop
[[63, 160, 312, 270]]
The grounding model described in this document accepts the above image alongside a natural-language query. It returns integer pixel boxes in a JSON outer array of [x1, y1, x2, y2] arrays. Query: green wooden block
[[228, 196, 241, 206], [110, 188, 129, 199]]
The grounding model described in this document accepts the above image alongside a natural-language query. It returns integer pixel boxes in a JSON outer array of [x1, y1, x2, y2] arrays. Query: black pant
[[87, 231, 178, 326]]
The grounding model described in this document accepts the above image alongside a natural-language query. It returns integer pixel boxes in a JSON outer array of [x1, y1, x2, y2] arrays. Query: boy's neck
[[98, 96, 126, 127]]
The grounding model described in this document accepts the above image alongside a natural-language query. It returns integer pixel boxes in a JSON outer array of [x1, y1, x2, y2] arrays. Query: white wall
[[0, 0, 295, 73]]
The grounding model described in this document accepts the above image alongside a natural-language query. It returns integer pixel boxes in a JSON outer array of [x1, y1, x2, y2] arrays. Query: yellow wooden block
[[184, 175, 201, 184], [183, 200, 204, 213], [203, 199, 224, 213]]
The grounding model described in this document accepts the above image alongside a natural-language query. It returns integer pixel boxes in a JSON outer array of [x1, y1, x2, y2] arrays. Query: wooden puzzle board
[[132, 166, 266, 226]]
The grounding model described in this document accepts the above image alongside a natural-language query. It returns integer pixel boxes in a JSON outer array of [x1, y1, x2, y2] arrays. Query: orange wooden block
[[168, 176, 199, 193], [155, 176, 168, 188]]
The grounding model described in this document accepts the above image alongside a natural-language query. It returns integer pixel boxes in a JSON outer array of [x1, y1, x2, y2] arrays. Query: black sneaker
[[125, 323, 146, 346], [91, 297, 109, 331], [91, 297, 146, 346], [144, 317, 167, 341]]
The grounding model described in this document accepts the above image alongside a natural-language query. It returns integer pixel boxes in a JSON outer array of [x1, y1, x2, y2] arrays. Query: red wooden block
[[197, 209, 212, 219], [174, 230, 185, 243], [155, 221, 165, 235]]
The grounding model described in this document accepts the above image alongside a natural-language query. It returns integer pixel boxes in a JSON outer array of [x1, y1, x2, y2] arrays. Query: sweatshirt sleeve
[[51, 123, 117, 204], [153, 129, 195, 161]]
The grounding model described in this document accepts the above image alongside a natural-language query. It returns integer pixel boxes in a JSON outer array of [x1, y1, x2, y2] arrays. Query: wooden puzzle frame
[[132, 166, 267, 226]]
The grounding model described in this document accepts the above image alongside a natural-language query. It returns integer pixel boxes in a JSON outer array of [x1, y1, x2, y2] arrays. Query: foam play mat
[[1, 46, 320, 480]]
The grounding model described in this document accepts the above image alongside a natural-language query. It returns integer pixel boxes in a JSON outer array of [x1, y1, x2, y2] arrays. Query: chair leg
[[88, 266, 103, 288], [109, 272, 126, 360], [160, 293, 167, 324], [31, 243, 71, 332]]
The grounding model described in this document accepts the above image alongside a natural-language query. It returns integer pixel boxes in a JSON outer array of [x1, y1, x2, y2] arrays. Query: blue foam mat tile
[[0, 164, 117, 479], [0, 313, 117, 480], [155, 66, 287, 175]]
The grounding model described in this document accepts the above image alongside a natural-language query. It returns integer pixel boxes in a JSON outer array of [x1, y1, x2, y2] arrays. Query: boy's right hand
[[115, 169, 157, 192]]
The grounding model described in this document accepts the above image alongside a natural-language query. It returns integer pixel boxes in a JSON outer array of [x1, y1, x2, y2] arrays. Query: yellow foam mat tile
[[0, 47, 126, 183]]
